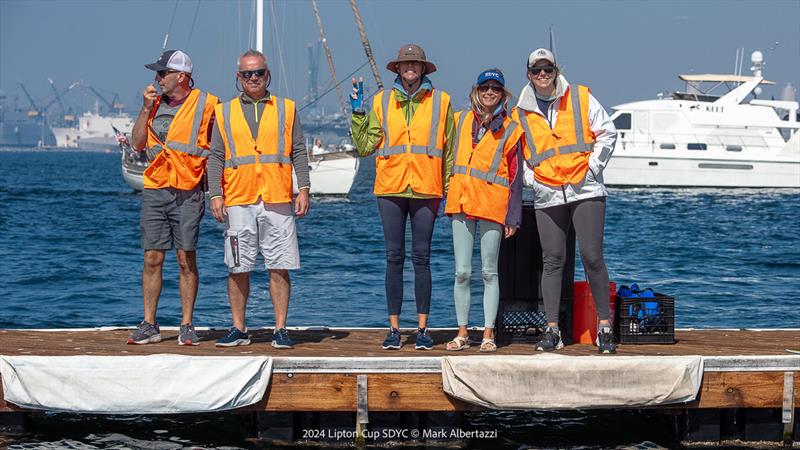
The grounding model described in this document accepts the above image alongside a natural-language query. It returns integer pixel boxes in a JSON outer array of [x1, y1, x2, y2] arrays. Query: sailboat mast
[[349, 0, 383, 91], [256, 0, 264, 52], [310, 0, 348, 114]]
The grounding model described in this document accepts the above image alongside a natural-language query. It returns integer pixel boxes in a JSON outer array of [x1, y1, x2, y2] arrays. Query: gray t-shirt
[[207, 92, 310, 199], [147, 101, 181, 161]]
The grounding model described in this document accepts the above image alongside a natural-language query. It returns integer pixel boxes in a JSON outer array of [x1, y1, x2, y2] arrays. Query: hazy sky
[[1, 0, 798, 118]]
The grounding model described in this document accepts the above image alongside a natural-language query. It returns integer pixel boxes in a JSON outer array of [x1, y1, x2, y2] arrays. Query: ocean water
[[1, 150, 799, 448]]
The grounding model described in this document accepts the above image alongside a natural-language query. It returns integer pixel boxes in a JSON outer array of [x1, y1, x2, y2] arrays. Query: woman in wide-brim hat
[[444, 68, 524, 353], [349, 44, 455, 351]]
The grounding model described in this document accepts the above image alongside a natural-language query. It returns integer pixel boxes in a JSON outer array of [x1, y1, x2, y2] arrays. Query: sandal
[[446, 335, 470, 351], [479, 338, 497, 353]]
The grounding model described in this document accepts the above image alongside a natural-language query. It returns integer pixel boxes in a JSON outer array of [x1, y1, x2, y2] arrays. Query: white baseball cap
[[145, 50, 193, 74], [527, 48, 556, 68]]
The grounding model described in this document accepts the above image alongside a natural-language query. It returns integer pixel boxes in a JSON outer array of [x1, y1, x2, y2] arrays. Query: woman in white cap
[[513, 48, 618, 353], [444, 68, 524, 352], [350, 44, 455, 350]]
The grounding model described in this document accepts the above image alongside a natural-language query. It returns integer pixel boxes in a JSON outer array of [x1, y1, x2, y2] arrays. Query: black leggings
[[377, 196, 441, 316], [535, 197, 610, 324]]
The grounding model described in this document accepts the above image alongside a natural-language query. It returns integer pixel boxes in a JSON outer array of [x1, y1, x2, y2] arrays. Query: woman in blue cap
[[444, 68, 524, 352]]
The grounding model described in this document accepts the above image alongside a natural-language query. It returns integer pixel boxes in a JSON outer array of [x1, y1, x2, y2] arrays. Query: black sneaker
[[596, 327, 617, 354], [536, 326, 563, 352], [382, 327, 401, 350]]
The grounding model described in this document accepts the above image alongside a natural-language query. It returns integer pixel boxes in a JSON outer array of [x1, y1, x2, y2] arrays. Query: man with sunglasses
[[128, 49, 219, 346], [513, 48, 618, 354], [207, 49, 310, 349]]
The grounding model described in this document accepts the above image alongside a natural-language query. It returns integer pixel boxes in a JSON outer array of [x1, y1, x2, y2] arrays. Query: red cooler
[[572, 281, 616, 344]]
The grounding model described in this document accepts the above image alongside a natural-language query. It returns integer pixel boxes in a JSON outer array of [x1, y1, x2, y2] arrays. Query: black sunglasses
[[529, 66, 555, 75], [156, 69, 179, 78], [238, 69, 268, 79], [478, 84, 504, 93]]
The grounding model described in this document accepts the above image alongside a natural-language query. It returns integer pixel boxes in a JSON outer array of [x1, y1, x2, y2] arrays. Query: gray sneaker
[[127, 321, 162, 345], [178, 323, 200, 346]]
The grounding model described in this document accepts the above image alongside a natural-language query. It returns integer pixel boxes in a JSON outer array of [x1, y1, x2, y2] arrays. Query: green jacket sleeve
[[350, 108, 384, 157], [442, 104, 455, 195]]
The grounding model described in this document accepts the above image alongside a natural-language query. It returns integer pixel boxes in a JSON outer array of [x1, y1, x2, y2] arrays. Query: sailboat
[[118, 0, 360, 195]]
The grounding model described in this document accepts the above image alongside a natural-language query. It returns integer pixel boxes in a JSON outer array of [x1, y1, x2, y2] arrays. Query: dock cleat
[[536, 326, 563, 352], [415, 327, 434, 350], [596, 327, 617, 354], [382, 327, 402, 350], [271, 328, 295, 349], [178, 323, 200, 346], [215, 326, 251, 347], [127, 321, 162, 345]]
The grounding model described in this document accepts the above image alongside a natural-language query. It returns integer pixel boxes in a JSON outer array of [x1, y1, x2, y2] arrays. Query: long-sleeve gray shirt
[[207, 92, 310, 199]]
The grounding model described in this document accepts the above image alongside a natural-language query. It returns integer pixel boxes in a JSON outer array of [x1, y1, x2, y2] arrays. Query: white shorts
[[224, 200, 300, 273]]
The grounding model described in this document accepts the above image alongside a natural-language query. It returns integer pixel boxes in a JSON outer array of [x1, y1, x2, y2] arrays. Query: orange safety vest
[[372, 88, 449, 196], [144, 89, 218, 190], [445, 111, 522, 225], [215, 95, 295, 207], [514, 85, 596, 186]]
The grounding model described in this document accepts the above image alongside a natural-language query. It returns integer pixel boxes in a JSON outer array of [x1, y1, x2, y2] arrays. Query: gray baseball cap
[[145, 50, 193, 74]]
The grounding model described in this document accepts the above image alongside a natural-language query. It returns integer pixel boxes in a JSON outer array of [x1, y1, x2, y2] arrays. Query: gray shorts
[[140, 186, 205, 251], [224, 200, 300, 273]]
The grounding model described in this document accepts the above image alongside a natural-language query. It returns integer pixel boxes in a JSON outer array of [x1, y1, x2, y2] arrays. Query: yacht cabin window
[[613, 113, 631, 130], [687, 143, 708, 150]]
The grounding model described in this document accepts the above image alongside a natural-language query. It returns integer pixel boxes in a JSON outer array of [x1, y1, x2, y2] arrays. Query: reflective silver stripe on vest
[[165, 91, 209, 157], [453, 116, 516, 188], [275, 96, 285, 160], [524, 86, 592, 167], [381, 90, 391, 150], [428, 90, 442, 148], [517, 110, 539, 167], [223, 96, 287, 169], [556, 86, 592, 155], [376, 89, 443, 159], [453, 111, 470, 163], [222, 101, 239, 168], [224, 153, 291, 169]]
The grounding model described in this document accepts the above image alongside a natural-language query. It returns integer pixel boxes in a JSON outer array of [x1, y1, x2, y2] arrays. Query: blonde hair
[[469, 85, 513, 125]]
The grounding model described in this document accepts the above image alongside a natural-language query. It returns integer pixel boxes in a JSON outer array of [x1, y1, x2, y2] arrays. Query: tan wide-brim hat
[[386, 44, 437, 74]]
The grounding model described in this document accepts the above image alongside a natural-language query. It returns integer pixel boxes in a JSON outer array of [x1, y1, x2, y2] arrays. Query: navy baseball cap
[[476, 68, 505, 87]]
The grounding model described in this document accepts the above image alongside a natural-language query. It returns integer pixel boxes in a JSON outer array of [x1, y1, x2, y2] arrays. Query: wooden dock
[[1, 328, 798, 445]]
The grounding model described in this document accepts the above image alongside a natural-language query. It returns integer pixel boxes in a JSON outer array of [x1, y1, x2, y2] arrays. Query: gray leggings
[[535, 197, 610, 324]]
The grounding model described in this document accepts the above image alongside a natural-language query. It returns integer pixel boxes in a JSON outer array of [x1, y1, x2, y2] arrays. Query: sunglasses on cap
[[529, 66, 555, 75], [156, 69, 180, 78], [478, 84, 504, 93], [238, 69, 268, 79]]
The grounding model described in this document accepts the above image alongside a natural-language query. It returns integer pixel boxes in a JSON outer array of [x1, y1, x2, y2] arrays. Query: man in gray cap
[[127, 49, 219, 346], [349, 44, 455, 350]]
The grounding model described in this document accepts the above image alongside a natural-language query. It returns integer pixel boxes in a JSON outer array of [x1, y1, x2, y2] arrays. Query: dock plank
[[0, 329, 796, 357], [1, 329, 797, 413]]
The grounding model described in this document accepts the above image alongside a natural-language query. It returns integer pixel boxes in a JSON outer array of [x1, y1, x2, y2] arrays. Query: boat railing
[[623, 131, 772, 152]]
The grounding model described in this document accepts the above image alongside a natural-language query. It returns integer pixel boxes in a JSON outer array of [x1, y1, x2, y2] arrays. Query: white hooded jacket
[[516, 75, 617, 209]]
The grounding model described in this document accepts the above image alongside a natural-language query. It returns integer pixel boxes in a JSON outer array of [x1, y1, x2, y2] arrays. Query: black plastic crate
[[617, 294, 675, 344], [496, 298, 571, 345]]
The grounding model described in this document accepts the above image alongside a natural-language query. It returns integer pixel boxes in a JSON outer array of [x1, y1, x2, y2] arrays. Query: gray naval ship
[[0, 90, 56, 148]]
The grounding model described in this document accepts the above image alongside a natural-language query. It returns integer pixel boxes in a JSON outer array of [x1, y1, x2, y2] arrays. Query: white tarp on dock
[[0, 354, 272, 414], [441, 354, 703, 409]]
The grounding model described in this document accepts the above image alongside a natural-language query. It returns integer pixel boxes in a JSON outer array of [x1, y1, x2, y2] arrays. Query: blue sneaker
[[415, 328, 434, 350], [382, 327, 401, 350], [215, 327, 251, 347], [271, 328, 294, 349]]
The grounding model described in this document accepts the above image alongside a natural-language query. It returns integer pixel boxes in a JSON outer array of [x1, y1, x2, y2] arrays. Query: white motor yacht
[[604, 51, 799, 188]]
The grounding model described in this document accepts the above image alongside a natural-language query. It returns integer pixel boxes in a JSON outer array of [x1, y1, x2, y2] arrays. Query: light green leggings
[[451, 214, 503, 328]]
